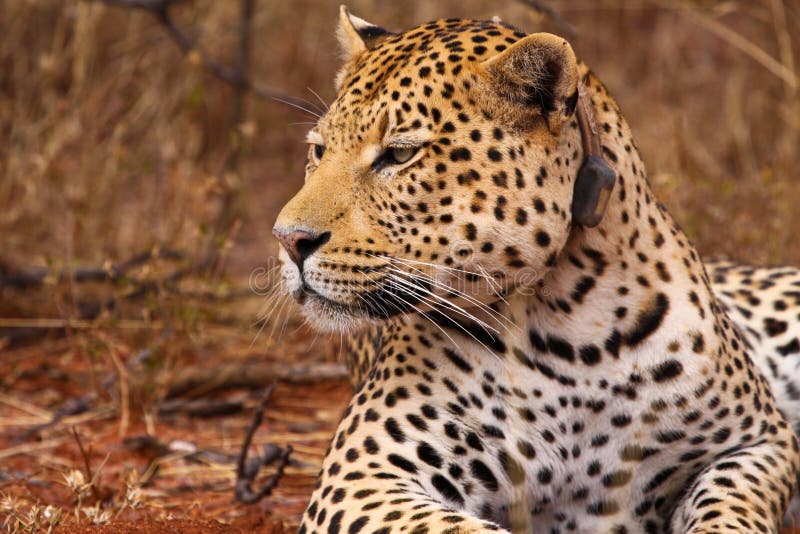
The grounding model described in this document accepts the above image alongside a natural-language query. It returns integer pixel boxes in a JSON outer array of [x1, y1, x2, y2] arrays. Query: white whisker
[[307, 87, 330, 111], [385, 271, 499, 335], [271, 96, 322, 119]]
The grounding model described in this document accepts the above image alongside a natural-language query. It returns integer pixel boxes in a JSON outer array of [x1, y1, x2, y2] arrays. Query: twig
[[224, 0, 254, 171], [515, 0, 577, 38], [107, 347, 130, 437], [0, 438, 64, 461], [166, 361, 348, 398], [157, 398, 245, 418], [123, 435, 237, 466], [72, 426, 102, 503], [210, 0, 256, 267], [769, 0, 797, 100], [236, 385, 273, 478], [234, 384, 293, 504], [16, 395, 93, 443], [0, 318, 166, 329], [0, 246, 183, 289], [663, 0, 799, 89], [85, 0, 303, 103]]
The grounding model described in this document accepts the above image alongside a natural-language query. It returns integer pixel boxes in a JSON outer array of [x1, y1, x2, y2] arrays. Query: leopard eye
[[311, 144, 326, 164], [389, 146, 417, 164]]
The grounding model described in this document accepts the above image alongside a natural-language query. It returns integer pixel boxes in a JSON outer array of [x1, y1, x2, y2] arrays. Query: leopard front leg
[[670, 434, 799, 533], [298, 480, 508, 534]]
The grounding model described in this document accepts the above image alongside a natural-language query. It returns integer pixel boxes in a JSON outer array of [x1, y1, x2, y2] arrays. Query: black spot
[[547, 335, 575, 362], [348, 516, 369, 534], [624, 293, 669, 347], [466, 432, 484, 451], [712, 427, 731, 443], [387, 453, 417, 473], [537, 468, 553, 484], [364, 436, 379, 454], [385, 418, 406, 443], [529, 329, 547, 352], [417, 442, 443, 468], [605, 330, 622, 357], [579, 345, 601, 365], [651, 359, 683, 382], [464, 223, 477, 240], [655, 430, 685, 444], [470, 459, 499, 491], [328, 510, 344, 534], [449, 148, 471, 161], [587, 500, 620, 516], [644, 466, 678, 492], [571, 276, 596, 303], [517, 440, 536, 458], [778, 338, 800, 356], [443, 347, 473, 373], [535, 231, 551, 247], [331, 488, 346, 504], [712, 476, 735, 488], [611, 414, 632, 427], [407, 413, 428, 431], [692, 333, 705, 353], [431, 474, 464, 505]]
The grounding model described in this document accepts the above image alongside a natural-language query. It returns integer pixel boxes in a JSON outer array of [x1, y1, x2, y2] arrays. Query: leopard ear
[[482, 33, 579, 133], [337, 6, 393, 61]]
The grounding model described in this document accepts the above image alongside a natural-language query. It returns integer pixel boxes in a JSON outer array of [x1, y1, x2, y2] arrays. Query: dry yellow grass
[[2, 1, 798, 280]]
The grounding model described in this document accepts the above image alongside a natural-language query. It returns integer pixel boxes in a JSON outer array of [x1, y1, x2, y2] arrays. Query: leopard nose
[[272, 227, 332, 268]]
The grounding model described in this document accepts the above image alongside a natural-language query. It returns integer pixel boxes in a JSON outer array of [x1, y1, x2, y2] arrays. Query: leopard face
[[274, 12, 583, 332]]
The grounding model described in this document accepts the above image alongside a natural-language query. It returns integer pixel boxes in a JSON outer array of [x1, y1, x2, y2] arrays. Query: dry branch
[[123, 434, 237, 465], [157, 398, 245, 418], [71, 426, 103, 503], [16, 395, 93, 443], [85, 0, 307, 103], [663, 0, 799, 89], [0, 247, 183, 290], [515, 0, 577, 37], [234, 385, 293, 504], [166, 361, 349, 398]]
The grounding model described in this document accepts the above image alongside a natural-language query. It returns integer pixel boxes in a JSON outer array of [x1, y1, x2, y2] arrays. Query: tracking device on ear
[[572, 84, 616, 228]]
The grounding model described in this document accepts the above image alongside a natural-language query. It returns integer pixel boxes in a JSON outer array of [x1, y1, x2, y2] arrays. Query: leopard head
[[273, 7, 583, 332]]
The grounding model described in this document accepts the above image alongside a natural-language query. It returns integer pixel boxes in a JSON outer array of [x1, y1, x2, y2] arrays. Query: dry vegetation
[[1, 0, 799, 532]]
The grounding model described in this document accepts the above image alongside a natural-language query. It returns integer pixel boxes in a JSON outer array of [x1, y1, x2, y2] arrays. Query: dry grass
[[2, 1, 798, 277], [1, 0, 799, 531]]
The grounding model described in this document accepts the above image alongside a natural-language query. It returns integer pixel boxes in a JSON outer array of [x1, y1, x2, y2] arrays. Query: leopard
[[271, 7, 800, 533]]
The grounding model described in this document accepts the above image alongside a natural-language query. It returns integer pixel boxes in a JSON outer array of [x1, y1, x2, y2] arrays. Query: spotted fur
[[273, 8, 800, 534]]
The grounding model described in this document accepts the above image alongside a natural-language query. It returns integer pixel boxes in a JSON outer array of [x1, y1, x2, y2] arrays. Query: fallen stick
[[166, 361, 348, 398], [234, 384, 292, 504], [0, 247, 183, 289], [157, 398, 245, 418], [16, 395, 93, 443]]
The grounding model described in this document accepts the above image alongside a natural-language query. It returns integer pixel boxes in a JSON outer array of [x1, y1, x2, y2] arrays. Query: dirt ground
[[0, 322, 352, 532]]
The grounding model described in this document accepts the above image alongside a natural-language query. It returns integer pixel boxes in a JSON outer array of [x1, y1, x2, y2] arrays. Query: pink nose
[[272, 228, 331, 268]]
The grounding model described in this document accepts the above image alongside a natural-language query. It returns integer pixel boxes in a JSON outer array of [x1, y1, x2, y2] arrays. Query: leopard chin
[[298, 278, 434, 333], [299, 290, 374, 333]]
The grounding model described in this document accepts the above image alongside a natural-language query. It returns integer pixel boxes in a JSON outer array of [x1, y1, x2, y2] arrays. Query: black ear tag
[[571, 154, 616, 228]]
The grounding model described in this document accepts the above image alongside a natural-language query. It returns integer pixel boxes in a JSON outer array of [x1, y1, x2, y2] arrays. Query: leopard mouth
[[296, 275, 432, 328]]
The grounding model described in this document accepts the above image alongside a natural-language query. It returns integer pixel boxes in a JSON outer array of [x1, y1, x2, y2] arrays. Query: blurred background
[[1, 0, 798, 532]]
